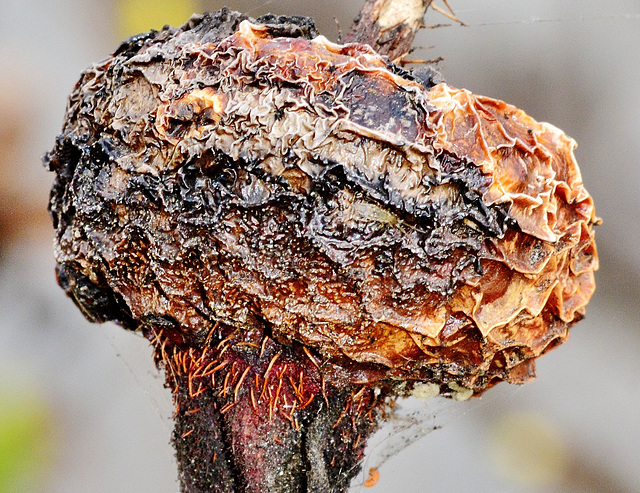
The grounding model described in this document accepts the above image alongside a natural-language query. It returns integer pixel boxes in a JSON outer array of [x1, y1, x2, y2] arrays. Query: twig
[[346, 0, 434, 60]]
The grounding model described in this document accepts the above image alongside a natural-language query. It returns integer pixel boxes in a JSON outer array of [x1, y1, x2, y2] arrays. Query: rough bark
[[346, 0, 433, 60]]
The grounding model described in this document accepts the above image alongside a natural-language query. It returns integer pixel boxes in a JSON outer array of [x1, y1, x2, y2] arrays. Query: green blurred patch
[[0, 389, 55, 493], [116, 0, 199, 39]]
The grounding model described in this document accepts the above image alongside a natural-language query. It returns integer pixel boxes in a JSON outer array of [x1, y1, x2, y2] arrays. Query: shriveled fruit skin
[[46, 9, 597, 398]]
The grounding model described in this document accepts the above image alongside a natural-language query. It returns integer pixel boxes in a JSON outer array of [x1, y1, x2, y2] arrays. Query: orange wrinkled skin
[[419, 84, 599, 387], [47, 13, 598, 398]]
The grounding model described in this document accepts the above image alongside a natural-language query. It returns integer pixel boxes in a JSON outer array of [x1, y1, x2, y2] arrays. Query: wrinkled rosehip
[[45, 9, 598, 492]]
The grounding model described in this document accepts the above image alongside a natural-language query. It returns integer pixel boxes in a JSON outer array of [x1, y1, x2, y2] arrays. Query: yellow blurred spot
[[0, 387, 56, 493], [116, 0, 198, 39], [487, 410, 568, 487]]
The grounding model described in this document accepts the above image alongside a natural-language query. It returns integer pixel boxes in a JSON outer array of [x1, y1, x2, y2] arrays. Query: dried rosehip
[[45, 9, 598, 492]]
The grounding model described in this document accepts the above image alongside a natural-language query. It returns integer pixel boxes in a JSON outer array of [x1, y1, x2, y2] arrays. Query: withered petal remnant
[[45, 9, 598, 492]]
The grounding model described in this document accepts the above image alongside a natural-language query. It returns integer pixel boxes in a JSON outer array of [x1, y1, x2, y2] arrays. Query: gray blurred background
[[0, 0, 638, 492]]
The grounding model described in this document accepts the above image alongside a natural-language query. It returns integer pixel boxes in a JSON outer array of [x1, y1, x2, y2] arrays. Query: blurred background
[[0, 0, 638, 491]]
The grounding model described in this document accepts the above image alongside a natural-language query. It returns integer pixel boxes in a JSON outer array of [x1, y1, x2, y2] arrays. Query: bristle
[[217, 331, 236, 350], [220, 402, 235, 414], [353, 433, 362, 451], [287, 375, 302, 402], [273, 370, 284, 411], [268, 389, 275, 420], [333, 404, 349, 429], [250, 387, 257, 411], [302, 346, 320, 368], [211, 360, 229, 373], [321, 376, 329, 407], [228, 361, 238, 387], [260, 353, 280, 400], [301, 393, 315, 409], [147, 324, 383, 441], [259, 336, 270, 359], [203, 323, 218, 347], [196, 347, 208, 367], [234, 366, 251, 402], [222, 371, 231, 398], [193, 382, 205, 399], [200, 359, 218, 377], [188, 373, 194, 398]]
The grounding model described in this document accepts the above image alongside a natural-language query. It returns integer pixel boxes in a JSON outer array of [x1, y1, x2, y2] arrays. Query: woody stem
[[346, 0, 433, 61], [170, 364, 381, 493]]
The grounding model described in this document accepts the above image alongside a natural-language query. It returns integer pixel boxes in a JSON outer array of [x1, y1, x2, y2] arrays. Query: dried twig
[[346, 0, 433, 61]]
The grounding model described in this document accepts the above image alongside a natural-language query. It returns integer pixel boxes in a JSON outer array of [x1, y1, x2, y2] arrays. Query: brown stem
[[346, 0, 433, 60], [164, 340, 383, 493]]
